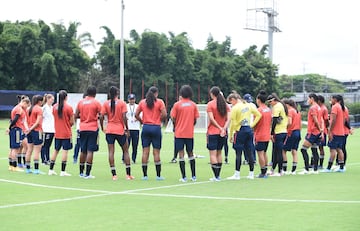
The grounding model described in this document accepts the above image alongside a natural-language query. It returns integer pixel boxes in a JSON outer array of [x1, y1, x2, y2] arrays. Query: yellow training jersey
[[272, 102, 288, 134], [229, 102, 261, 138]]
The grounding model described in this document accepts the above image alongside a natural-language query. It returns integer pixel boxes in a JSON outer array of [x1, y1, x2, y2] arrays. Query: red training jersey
[[76, 96, 101, 132], [254, 104, 272, 142], [28, 105, 43, 132], [206, 99, 230, 135], [11, 104, 27, 131], [307, 103, 321, 135], [171, 98, 199, 138], [53, 102, 74, 139], [287, 107, 301, 135], [330, 102, 345, 136], [137, 98, 166, 125], [319, 104, 329, 134], [101, 99, 127, 135]]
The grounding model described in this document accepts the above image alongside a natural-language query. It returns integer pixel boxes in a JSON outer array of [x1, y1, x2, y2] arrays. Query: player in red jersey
[[48, 90, 74, 177], [317, 95, 329, 169], [171, 85, 199, 182]]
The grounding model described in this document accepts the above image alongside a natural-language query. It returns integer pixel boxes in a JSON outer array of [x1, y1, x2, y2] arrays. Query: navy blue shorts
[[319, 133, 327, 147], [106, 133, 127, 146], [141, 124, 162, 149], [80, 130, 99, 152], [175, 138, 194, 153], [274, 133, 287, 149], [9, 127, 22, 149], [283, 130, 301, 151], [232, 126, 254, 152], [207, 134, 226, 151], [255, 141, 269, 152], [27, 130, 43, 145], [54, 138, 73, 151], [328, 135, 345, 149], [305, 133, 321, 145]]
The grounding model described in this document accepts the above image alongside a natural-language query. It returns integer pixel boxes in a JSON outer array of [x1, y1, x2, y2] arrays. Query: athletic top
[[170, 98, 199, 138], [229, 102, 261, 139], [319, 104, 329, 134], [53, 102, 74, 139], [137, 98, 166, 125], [307, 103, 322, 135], [272, 102, 288, 134], [287, 107, 301, 134], [254, 104, 272, 142], [344, 106, 350, 135], [76, 96, 101, 132], [28, 105, 43, 132], [330, 102, 345, 136], [101, 99, 127, 135], [42, 104, 55, 133], [11, 104, 26, 130], [206, 99, 230, 135]]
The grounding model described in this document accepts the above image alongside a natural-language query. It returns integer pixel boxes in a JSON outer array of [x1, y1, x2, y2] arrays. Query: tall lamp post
[[120, 0, 125, 100]]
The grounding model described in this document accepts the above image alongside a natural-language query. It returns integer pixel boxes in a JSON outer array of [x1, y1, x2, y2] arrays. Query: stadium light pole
[[120, 0, 125, 100]]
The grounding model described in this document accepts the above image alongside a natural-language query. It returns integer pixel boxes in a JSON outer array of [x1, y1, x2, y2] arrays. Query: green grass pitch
[[1, 119, 360, 230]]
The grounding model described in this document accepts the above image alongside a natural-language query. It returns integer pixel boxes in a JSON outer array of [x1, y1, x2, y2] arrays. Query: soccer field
[[1, 119, 360, 231]]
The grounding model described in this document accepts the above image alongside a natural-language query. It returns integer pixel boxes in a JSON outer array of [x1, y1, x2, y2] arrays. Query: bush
[[348, 102, 360, 115]]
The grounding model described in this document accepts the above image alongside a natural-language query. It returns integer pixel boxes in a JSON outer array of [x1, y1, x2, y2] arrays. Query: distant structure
[[245, 0, 281, 61], [343, 80, 360, 93]]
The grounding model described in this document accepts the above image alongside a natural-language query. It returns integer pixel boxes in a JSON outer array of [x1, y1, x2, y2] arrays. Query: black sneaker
[[170, 159, 177, 163]]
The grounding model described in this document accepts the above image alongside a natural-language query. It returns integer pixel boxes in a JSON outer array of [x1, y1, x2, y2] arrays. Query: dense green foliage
[[0, 20, 346, 108]]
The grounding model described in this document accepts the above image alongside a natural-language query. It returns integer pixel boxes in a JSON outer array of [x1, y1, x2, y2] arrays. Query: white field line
[[126, 192, 360, 204], [1, 178, 360, 209]]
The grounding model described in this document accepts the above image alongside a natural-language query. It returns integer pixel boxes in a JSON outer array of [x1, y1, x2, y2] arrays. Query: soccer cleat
[[209, 177, 221, 182], [12, 167, 24, 172], [33, 169, 45, 175], [311, 170, 319, 175], [126, 175, 135, 180], [227, 174, 240, 180], [179, 177, 187, 182], [84, 175, 95, 179], [298, 169, 309, 175], [17, 163, 25, 168], [290, 171, 297, 175], [79, 173, 84, 178], [156, 176, 165, 181], [141, 176, 148, 181], [169, 159, 177, 163], [60, 171, 71, 177], [320, 168, 332, 173], [334, 168, 345, 173], [25, 168, 32, 174], [269, 172, 282, 177], [191, 176, 197, 182], [48, 170, 57, 176], [112, 175, 118, 181], [257, 173, 268, 178]]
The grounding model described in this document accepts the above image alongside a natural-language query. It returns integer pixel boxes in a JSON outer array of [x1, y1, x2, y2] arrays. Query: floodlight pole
[[120, 0, 125, 100]]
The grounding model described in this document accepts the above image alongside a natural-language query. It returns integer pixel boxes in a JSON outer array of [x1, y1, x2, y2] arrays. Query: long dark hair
[[332, 94, 345, 111], [256, 90, 267, 103], [29, 95, 44, 116], [269, 92, 288, 116], [283, 98, 298, 113], [57, 90, 67, 118], [210, 86, 227, 117], [146, 86, 158, 109], [109, 86, 119, 115]]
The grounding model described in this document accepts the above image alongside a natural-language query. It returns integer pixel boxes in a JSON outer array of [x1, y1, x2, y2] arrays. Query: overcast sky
[[2, 0, 359, 81]]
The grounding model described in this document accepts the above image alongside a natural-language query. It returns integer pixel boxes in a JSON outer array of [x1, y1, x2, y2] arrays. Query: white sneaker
[[209, 177, 221, 182], [298, 169, 309, 175], [60, 171, 71, 177], [226, 174, 240, 180], [48, 170, 57, 176], [84, 175, 95, 179], [179, 177, 187, 182], [246, 175, 254, 180], [290, 171, 297, 175], [269, 172, 281, 177], [312, 170, 319, 175]]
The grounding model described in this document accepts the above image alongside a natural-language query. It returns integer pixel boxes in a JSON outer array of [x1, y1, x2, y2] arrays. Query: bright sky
[[2, 0, 359, 81]]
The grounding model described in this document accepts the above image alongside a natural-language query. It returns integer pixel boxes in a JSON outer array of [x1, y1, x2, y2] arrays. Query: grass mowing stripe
[[126, 192, 360, 204]]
